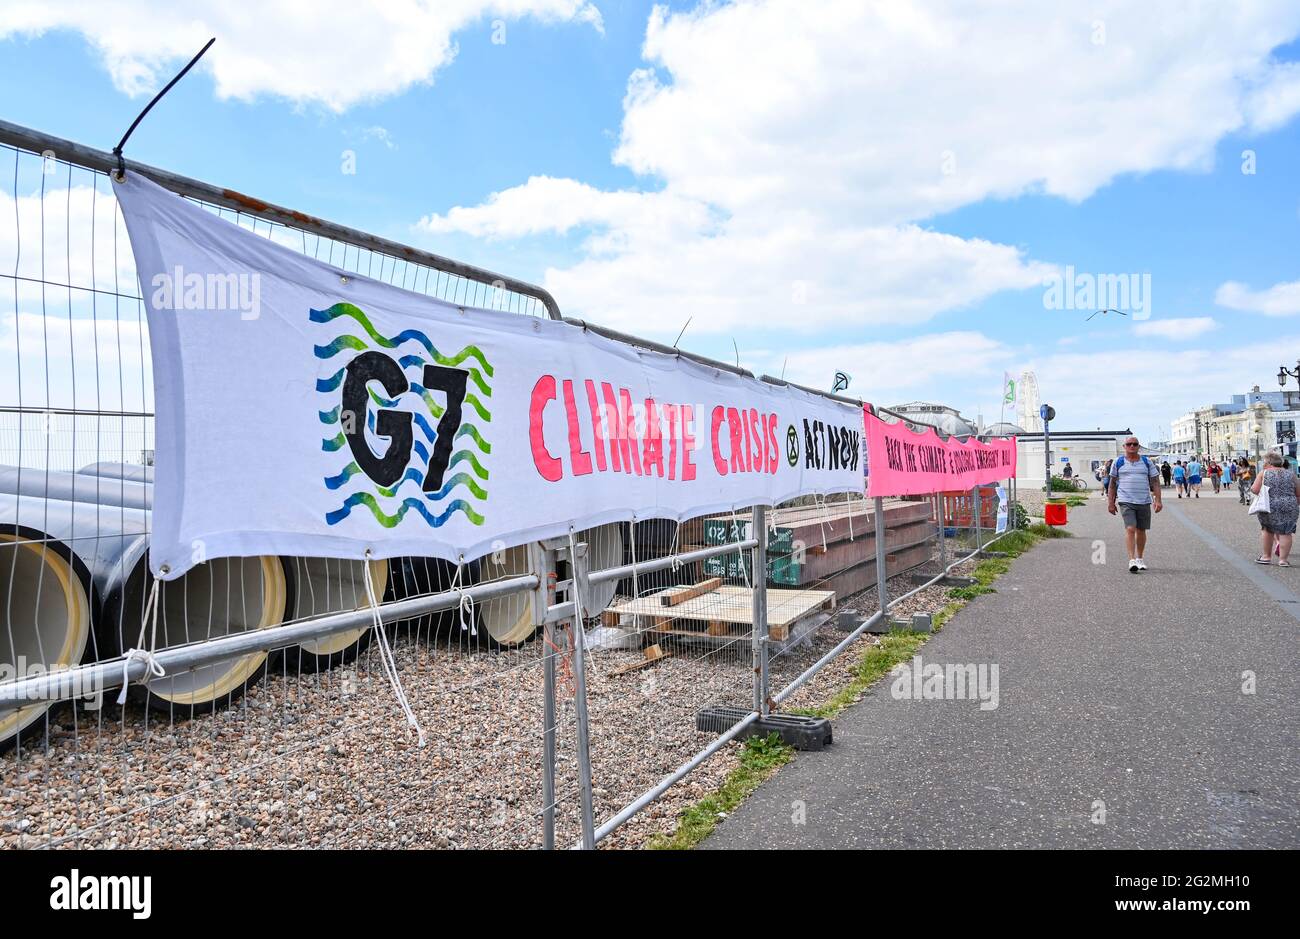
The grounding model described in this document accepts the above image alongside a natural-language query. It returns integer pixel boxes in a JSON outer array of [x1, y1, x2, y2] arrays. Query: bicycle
[[1047, 473, 1087, 493]]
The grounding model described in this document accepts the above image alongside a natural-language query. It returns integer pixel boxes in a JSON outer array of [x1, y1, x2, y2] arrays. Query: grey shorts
[[1119, 502, 1152, 530]]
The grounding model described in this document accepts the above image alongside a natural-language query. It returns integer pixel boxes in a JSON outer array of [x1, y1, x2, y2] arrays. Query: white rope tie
[[669, 521, 681, 573], [817, 494, 831, 553], [568, 529, 586, 623], [731, 505, 752, 588], [629, 515, 640, 598], [364, 551, 425, 747], [846, 491, 854, 541], [566, 530, 589, 686], [117, 568, 167, 705], [453, 555, 476, 635]]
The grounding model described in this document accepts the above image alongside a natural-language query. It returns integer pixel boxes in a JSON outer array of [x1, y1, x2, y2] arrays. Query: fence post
[[751, 503, 769, 717], [528, 542, 558, 850], [568, 539, 598, 849], [972, 485, 982, 554], [936, 493, 947, 570], [873, 496, 889, 619]]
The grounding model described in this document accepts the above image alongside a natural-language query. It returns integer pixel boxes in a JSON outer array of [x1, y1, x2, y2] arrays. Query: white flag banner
[[116, 174, 864, 579]]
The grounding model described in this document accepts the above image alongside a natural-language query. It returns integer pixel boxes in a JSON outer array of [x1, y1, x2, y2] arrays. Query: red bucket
[[1044, 502, 1068, 526]]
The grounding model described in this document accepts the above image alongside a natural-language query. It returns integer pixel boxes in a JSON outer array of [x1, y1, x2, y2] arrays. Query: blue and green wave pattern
[[313, 302, 493, 528]]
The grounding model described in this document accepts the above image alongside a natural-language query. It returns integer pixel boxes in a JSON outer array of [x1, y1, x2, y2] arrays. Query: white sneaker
[[1128, 558, 1139, 573], [1135, 558, 1147, 571]]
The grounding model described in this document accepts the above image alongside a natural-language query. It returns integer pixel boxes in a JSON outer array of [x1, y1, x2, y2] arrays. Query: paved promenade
[[706, 489, 1300, 848]]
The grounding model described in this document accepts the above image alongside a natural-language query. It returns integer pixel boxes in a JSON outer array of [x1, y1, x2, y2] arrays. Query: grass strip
[[646, 732, 793, 850]]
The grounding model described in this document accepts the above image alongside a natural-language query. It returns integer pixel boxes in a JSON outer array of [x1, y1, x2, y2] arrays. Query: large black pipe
[[0, 497, 103, 750], [0, 491, 291, 715], [2, 467, 348, 682], [281, 556, 387, 672], [95, 533, 293, 714]]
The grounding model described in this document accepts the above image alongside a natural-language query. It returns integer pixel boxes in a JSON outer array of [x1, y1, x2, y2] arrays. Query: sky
[[2, 0, 1300, 444]]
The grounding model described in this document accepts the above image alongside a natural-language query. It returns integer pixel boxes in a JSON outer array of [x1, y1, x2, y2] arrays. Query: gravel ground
[[1, 558, 976, 851]]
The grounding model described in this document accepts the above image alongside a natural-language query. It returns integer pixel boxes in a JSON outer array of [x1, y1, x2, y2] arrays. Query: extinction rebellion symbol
[[786, 424, 800, 467], [312, 303, 494, 529]]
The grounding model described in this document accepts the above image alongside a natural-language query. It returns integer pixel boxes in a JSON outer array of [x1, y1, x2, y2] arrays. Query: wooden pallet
[[608, 584, 835, 642]]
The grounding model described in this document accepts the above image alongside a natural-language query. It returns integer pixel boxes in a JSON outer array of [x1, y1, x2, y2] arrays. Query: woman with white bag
[[1251, 449, 1300, 566]]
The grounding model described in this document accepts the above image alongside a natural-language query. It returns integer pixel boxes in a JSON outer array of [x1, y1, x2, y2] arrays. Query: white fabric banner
[[116, 175, 865, 579]]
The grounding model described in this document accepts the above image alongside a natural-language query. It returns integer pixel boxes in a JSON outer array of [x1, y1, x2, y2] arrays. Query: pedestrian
[[1209, 460, 1221, 493], [1173, 460, 1186, 498], [1225, 459, 1236, 487], [1187, 455, 1203, 498], [1238, 458, 1253, 504], [1063, 461, 1073, 480], [1252, 449, 1300, 566], [1100, 458, 1113, 497], [1108, 435, 1162, 572], [1160, 460, 1172, 488]]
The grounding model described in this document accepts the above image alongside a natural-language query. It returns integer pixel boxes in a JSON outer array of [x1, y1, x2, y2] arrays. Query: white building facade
[[1015, 430, 1130, 485]]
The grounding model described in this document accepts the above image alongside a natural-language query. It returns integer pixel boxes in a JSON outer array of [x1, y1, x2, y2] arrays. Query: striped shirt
[[1110, 456, 1159, 504]]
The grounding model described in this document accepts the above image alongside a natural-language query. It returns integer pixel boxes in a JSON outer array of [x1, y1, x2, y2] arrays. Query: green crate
[[702, 518, 794, 553], [702, 551, 801, 586]]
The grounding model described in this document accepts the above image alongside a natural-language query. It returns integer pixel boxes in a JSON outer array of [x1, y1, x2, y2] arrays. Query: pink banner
[[864, 407, 1017, 497]]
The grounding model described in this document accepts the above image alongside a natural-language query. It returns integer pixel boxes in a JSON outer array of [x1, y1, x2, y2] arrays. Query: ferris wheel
[[1016, 370, 1042, 431]]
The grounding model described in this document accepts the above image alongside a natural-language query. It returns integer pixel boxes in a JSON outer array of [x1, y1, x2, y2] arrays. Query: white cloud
[[422, 0, 1300, 337], [761, 332, 1012, 403], [1216, 279, 1300, 316], [545, 219, 1051, 334], [1133, 317, 1218, 340], [754, 328, 1294, 433], [1244, 61, 1300, 132], [1023, 339, 1299, 433], [615, 2, 1300, 223], [361, 126, 397, 151], [0, 311, 152, 411], [0, 183, 136, 304], [0, 1, 604, 111], [420, 176, 715, 247]]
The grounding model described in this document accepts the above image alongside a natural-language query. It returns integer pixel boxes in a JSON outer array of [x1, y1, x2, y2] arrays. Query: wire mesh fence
[[0, 122, 572, 849], [0, 118, 1027, 850]]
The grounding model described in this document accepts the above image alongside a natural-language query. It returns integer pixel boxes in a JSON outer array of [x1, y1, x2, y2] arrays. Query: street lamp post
[[1253, 422, 1263, 462], [1278, 360, 1300, 388]]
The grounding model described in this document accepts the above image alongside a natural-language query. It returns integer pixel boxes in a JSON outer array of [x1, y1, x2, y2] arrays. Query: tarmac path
[[704, 489, 1299, 848]]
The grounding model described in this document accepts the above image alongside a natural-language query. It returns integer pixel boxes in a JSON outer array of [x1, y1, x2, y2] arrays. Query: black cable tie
[[111, 37, 215, 181]]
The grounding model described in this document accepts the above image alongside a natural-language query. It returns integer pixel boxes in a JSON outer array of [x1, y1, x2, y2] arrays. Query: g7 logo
[[342, 350, 465, 490]]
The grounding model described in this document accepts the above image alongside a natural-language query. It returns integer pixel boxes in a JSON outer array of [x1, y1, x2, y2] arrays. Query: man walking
[[1187, 456, 1203, 498], [1173, 460, 1186, 498], [1161, 460, 1172, 488], [1109, 436, 1162, 572]]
